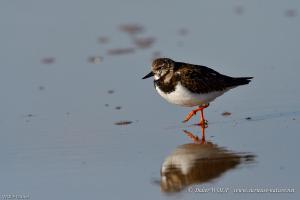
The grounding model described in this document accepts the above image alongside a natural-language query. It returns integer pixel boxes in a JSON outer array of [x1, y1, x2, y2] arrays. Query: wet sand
[[0, 1, 299, 200]]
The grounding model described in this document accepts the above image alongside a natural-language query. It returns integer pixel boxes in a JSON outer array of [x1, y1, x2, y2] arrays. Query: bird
[[160, 136, 250, 193], [142, 58, 253, 126]]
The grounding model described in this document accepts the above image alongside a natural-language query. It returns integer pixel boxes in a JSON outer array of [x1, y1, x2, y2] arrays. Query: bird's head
[[142, 58, 175, 80]]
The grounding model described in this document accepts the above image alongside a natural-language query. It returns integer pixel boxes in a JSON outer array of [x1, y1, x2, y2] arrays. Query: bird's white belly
[[155, 83, 228, 107]]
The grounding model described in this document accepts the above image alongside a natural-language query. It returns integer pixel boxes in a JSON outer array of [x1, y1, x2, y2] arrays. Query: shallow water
[[0, 0, 299, 199]]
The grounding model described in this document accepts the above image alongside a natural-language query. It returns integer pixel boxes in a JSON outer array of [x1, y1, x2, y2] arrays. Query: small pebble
[[222, 111, 231, 116], [107, 90, 115, 94], [41, 57, 55, 64], [88, 56, 103, 64], [114, 121, 133, 126], [38, 86, 45, 91], [115, 106, 122, 110], [234, 5, 244, 15], [134, 37, 155, 48], [107, 48, 135, 55], [107, 90, 114, 94], [178, 28, 188, 36], [119, 24, 144, 35], [285, 9, 297, 17]]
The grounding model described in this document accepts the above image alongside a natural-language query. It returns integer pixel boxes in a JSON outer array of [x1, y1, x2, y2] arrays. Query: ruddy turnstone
[[142, 58, 253, 126], [160, 131, 255, 193]]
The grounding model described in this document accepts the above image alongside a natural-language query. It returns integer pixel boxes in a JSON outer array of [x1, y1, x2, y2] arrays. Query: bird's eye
[[157, 64, 164, 70]]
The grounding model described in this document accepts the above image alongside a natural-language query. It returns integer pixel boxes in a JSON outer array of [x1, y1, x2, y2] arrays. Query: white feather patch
[[155, 83, 230, 107]]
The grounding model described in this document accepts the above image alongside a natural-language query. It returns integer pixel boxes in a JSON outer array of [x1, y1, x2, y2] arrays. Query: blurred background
[[0, 0, 299, 199]]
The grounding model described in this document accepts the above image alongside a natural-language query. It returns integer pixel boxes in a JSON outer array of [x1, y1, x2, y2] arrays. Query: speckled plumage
[[154, 59, 252, 94], [143, 58, 252, 107]]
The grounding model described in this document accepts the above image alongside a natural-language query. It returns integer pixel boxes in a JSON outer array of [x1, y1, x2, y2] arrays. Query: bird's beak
[[142, 71, 154, 79]]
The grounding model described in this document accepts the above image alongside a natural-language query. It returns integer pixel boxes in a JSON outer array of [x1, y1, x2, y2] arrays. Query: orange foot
[[182, 104, 209, 127]]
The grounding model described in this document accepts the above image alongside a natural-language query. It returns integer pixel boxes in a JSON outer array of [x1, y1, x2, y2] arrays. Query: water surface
[[0, 0, 299, 199]]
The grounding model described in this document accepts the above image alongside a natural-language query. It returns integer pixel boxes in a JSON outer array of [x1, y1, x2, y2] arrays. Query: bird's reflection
[[160, 129, 255, 193]]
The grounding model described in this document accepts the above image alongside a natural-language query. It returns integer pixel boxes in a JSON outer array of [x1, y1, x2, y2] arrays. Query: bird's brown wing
[[175, 64, 242, 93]]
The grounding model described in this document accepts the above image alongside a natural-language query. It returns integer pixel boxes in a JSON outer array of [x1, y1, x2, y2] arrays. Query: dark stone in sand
[[114, 121, 133, 125], [222, 111, 231, 116], [107, 48, 135, 55], [115, 106, 122, 110]]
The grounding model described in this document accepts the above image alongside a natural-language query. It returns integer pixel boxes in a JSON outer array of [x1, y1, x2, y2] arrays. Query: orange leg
[[182, 104, 209, 126], [183, 130, 200, 143], [200, 125, 206, 143], [183, 127, 206, 144]]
